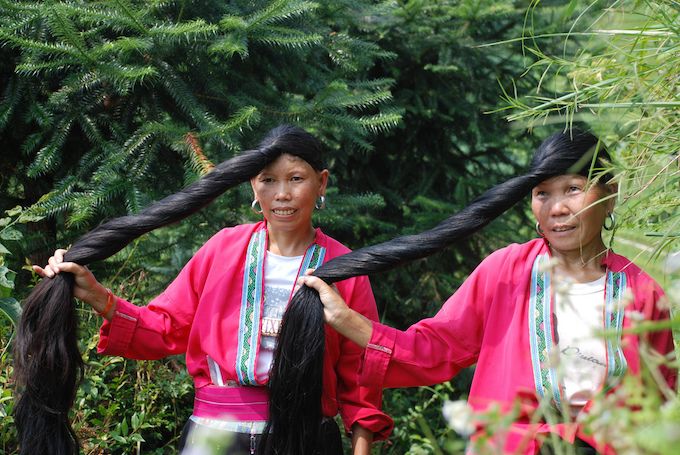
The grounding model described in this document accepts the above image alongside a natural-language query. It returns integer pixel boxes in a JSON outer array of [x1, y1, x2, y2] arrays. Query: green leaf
[[17, 212, 45, 223], [0, 297, 21, 326], [0, 228, 22, 241], [0, 266, 16, 296], [0, 243, 9, 255], [131, 412, 140, 430], [5, 206, 21, 217]]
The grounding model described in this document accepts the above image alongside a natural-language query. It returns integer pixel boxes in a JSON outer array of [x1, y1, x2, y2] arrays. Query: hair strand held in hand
[[266, 131, 608, 454], [13, 125, 326, 455]]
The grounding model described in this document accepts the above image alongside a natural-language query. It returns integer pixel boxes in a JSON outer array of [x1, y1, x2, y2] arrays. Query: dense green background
[[1, 1, 677, 453]]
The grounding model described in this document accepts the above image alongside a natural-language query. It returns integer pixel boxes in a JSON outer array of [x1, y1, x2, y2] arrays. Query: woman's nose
[[274, 183, 292, 200], [548, 196, 571, 216]]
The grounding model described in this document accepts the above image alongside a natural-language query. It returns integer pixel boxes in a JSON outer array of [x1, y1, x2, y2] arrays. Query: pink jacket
[[98, 222, 393, 439], [360, 239, 675, 453]]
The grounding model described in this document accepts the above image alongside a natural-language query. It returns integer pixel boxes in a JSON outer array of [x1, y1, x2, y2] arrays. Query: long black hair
[[13, 124, 326, 455], [14, 127, 607, 455], [264, 129, 609, 453]]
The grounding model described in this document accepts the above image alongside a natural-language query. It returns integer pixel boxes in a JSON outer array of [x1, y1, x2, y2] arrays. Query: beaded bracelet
[[96, 288, 115, 317]]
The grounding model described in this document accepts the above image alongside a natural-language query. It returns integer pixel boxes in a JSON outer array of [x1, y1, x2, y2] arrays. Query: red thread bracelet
[[96, 288, 115, 317]]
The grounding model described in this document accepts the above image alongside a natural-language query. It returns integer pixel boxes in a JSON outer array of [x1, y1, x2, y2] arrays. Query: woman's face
[[531, 174, 615, 255], [250, 153, 328, 235]]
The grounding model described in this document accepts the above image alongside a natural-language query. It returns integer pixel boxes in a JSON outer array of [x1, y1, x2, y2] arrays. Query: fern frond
[[247, 0, 319, 28], [252, 25, 322, 49], [0, 0, 42, 15], [53, 3, 147, 33], [219, 15, 248, 31], [46, 5, 98, 65], [66, 192, 99, 228], [157, 61, 218, 130], [110, 0, 147, 34], [0, 29, 77, 57], [45, 73, 88, 108], [73, 72, 107, 96], [148, 19, 218, 44], [0, 78, 25, 130], [350, 78, 396, 90], [313, 81, 393, 110], [26, 118, 74, 177], [121, 129, 156, 160], [21, 132, 44, 157], [0, 11, 41, 35], [96, 36, 154, 55], [326, 33, 395, 71], [208, 34, 249, 58], [32, 188, 76, 218], [125, 183, 144, 214], [22, 102, 53, 128], [199, 105, 260, 139], [358, 108, 403, 133], [100, 63, 158, 90], [77, 114, 108, 149], [15, 58, 80, 77]]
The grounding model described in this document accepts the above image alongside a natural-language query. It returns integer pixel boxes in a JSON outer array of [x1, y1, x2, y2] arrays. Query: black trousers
[[178, 418, 343, 455]]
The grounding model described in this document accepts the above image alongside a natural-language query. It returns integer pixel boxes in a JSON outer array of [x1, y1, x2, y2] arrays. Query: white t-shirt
[[554, 275, 606, 416], [255, 252, 303, 380], [190, 251, 303, 435]]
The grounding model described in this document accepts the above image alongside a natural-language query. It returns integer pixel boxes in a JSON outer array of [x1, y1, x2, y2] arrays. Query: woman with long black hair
[[295, 130, 676, 454], [23, 125, 392, 454]]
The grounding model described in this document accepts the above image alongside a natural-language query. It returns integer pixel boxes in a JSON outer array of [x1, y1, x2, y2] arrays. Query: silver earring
[[315, 195, 326, 210], [603, 212, 615, 231], [535, 221, 544, 237], [251, 199, 263, 215]]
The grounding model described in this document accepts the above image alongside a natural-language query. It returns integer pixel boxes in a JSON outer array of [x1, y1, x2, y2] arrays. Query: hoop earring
[[603, 212, 615, 231], [251, 199, 263, 215], [535, 222, 545, 237], [315, 195, 326, 210]]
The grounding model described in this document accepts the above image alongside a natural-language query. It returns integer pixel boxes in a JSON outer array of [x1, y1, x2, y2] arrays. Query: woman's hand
[[33, 249, 113, 318], [297, 273, 350, 327], [297, 271, 372, 348]]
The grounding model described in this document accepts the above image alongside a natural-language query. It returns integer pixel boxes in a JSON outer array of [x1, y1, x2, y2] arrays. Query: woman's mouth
[[272, 208, 296, 216], [552, 225, 576, 233]]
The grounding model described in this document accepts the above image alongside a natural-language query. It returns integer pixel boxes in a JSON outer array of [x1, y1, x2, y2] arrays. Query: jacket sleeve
[[358, 247, 509, 390], [335, 274, 394, 441], [637, 275, 677, 391], [97, 233, 218, 360]]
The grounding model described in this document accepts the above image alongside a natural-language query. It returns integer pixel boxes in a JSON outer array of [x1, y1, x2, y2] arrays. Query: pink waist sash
[[193, 385, 269, 421]]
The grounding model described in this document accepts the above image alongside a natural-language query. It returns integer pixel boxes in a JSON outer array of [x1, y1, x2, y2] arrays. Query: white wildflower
[[442, 400, 475, 437]]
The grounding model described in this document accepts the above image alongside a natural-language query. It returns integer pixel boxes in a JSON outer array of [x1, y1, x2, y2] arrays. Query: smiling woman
[[21, 125, 391, 455]]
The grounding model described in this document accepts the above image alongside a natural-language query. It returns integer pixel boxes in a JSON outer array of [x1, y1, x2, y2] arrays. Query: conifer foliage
[[0, 1, 399, 453], [0, 0, 399, 227]]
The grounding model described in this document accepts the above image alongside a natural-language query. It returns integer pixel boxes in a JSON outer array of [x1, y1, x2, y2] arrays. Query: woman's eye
[[291, 176, 303, 182], [568, 186, 582, 193], [261, 177, 274, 183]]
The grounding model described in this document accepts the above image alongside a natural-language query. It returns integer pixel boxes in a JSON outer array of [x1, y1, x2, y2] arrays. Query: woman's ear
[[318, 169, 329, 195], [606, 183, 618, 213]]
